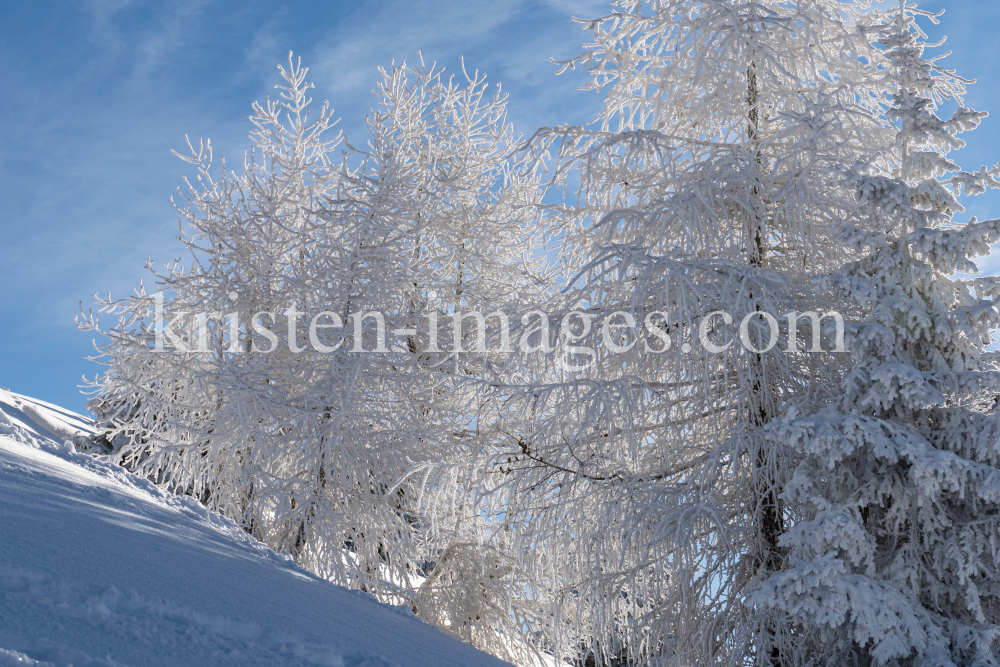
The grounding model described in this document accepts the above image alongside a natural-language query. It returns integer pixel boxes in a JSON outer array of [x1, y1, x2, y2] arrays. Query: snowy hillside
[[0, 389, 512, 667]]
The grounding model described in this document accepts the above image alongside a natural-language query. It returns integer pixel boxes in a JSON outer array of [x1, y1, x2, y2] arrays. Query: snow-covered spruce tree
[[80, 53, 545, 660], [754, 4, 1000, 665], [456, 1, 907, 664]]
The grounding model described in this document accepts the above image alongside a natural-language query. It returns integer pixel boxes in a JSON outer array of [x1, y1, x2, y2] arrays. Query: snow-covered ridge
[[0, 389, 95, 447], [0, 390, 511, 667]]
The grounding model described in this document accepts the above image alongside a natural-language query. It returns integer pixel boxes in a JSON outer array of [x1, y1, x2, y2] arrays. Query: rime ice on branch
[[456, 1, 998, 665], [79, 53, 547, 665]]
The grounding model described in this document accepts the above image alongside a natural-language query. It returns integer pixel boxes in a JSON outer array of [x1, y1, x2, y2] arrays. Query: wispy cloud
[[316, 1, 521, 87], [300, 0, 605, 143]]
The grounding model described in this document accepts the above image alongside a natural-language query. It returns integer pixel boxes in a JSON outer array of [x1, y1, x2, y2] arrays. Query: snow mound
[[0, 390, 511, 667]]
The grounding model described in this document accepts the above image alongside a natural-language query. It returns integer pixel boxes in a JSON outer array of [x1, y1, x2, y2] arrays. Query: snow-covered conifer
[[755, 4, 1000, 665], [458, 0, 908, 663]]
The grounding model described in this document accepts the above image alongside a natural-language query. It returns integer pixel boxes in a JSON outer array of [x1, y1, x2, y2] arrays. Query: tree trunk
[[746, 47, 785, 667]]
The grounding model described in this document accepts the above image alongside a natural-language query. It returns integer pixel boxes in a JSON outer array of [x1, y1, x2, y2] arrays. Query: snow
[[0, 390, 512, 667]]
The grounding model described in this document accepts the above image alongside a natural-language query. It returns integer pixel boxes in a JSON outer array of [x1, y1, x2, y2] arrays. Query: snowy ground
[[0, 389, 512, 667]]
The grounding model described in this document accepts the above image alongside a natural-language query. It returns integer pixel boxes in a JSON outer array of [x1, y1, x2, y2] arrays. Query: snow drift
[[0, 389, 511, 667]]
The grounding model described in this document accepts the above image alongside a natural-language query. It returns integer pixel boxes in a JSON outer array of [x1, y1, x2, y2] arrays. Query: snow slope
[[0, 389, 512, 667]]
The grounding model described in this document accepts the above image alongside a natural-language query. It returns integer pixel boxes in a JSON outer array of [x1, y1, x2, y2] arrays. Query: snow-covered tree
[[80, 53, 546, 662], [755, 4, 1000, 665], [453, 0, 913, 664], [77, 3, 1000, 665]]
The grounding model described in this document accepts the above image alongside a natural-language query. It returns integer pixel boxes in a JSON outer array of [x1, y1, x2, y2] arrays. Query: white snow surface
[[0, 389, 512, 667]]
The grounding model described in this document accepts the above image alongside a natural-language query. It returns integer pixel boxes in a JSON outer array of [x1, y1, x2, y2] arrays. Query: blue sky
[[1, 0, 998, 415]]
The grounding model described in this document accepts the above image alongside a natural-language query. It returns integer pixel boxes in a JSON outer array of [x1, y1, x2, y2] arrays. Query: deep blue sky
[[1, 0, 997, 415]]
